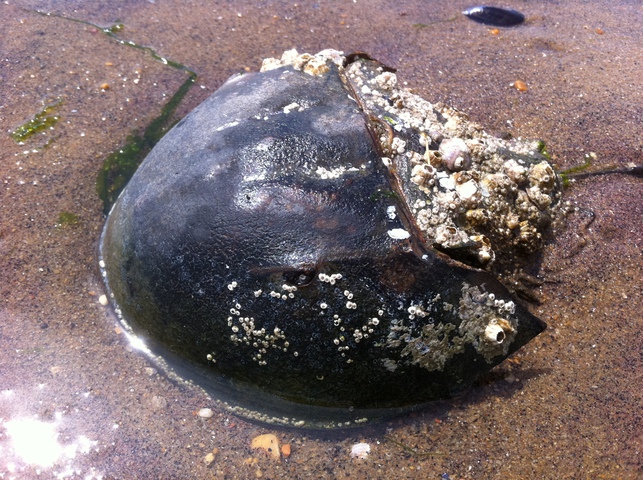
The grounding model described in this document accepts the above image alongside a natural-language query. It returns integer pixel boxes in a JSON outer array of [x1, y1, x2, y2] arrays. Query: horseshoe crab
[[99, 50, 557, 428]]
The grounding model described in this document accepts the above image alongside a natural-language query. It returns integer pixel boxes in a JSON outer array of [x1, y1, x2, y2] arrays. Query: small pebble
[[98, 294, 109, 305], [150, 395, 167, 410], [281, 444, 291, 458], [198, 408, 214, 418], [463, 6, 525, 27], [203, 448, 219, 466], [513, 80, 528, 92]]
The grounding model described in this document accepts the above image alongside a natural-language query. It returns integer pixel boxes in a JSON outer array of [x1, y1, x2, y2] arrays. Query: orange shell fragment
[[513, 80, 528, 92]]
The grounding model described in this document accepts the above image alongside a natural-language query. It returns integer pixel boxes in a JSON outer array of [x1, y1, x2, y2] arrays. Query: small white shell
[[439, 138, 471, 171], [350, 442, 371, 459]]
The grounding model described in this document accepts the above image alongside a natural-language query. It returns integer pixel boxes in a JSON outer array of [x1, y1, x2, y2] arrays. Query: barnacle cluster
[[265, 49, 563, 284], [348, 55, 563, 279]]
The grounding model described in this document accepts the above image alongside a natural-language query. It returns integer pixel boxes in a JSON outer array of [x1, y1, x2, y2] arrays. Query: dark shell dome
[[100, 50, 552, 428]]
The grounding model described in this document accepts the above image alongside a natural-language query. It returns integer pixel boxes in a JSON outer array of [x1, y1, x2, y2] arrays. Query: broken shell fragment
[[99, 49, 557, 429], [251, 434, 280, 460], [350, 442, 371, 459]]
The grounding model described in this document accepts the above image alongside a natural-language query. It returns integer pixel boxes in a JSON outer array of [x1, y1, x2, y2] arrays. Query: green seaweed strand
[[95, 73, 195, 213], [56, 211, 80, 227], [558, 154, 643, 187], [11, 99, 62, 143], [383, 435, 446, 457], [559, 155, 592, 188], [29, 8, 198, 213], [412, 14, 459, 29]]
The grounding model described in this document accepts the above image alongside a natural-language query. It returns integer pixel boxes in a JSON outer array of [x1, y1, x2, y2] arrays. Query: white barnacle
[[227, 281, 238, 291], [484, 323, 506, 344], [408, 304, 428, 318], [391, 136, 406, 154], [504, 301, 516, 314], [387, 228, 410, 240]]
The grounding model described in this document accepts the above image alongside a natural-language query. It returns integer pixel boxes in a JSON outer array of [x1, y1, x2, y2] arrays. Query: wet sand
[[1, 1, 641, 478]]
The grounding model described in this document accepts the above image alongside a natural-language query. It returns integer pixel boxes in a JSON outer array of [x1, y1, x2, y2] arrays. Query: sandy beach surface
[[1, 1, 641, 478]]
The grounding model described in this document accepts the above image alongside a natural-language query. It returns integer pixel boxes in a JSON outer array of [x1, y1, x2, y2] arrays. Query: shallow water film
[[1, 1, 641, 478]]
